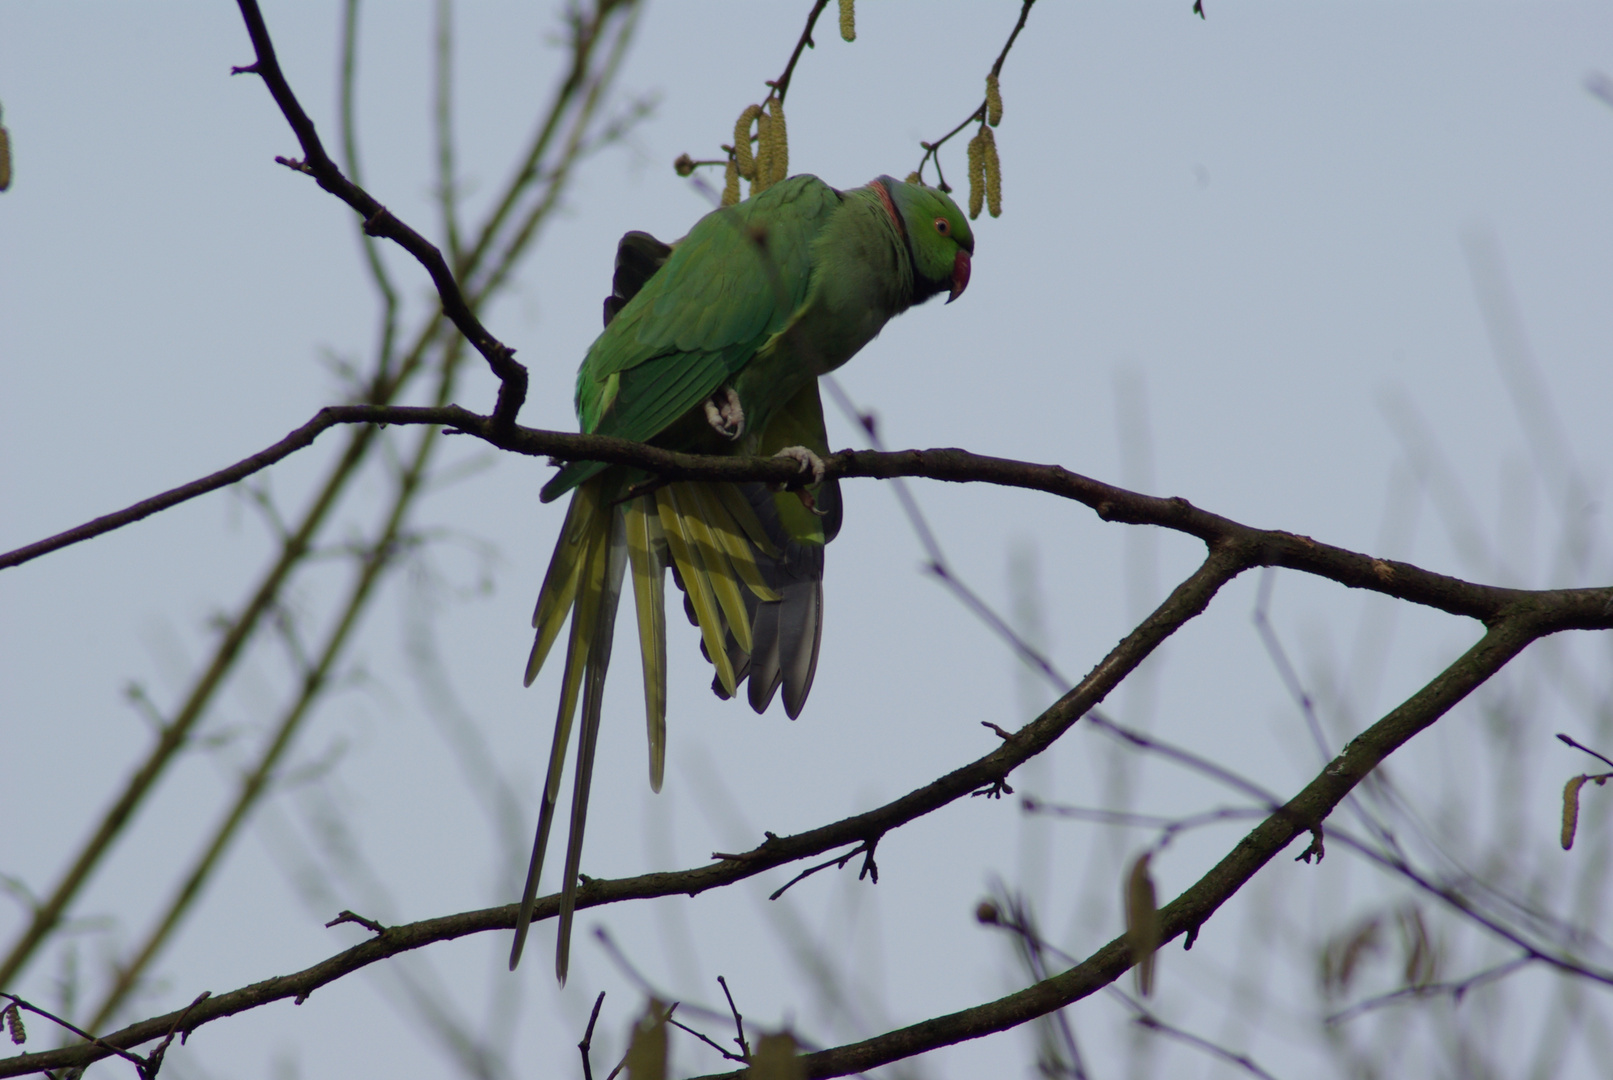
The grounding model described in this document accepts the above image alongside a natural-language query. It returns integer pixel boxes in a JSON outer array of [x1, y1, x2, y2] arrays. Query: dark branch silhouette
[[2, 591, 1555, 1077], [231, 0, 528, 427], [11, 404, 1611, 638]]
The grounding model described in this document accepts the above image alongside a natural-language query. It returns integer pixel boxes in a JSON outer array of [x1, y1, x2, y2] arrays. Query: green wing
[[540, 175, 842, 502]]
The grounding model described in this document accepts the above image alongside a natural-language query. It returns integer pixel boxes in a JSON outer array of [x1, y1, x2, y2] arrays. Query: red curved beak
[[947, 248, 971, 304]]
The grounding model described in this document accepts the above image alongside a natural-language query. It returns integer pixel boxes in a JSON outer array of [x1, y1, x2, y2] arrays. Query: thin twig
[[231, 0, 527, 426], [767, 842, 872, 901], [767, 0, 831, 105], [1324, 955, 1534, 1025], [0, 409, 347, 570], [1252, 567, 1333, 764], [0, 993, 149, 1071], [339, 0, 400, 386], [717, 976, 751, 1061], [913, 0, 1037, 188], [1558, 732, 1613, 772], [1106, 987, 1283, 1080], [579, 991, 606, 1080], [325, 910, 387, 935], [669, 1016, 747, 1063]]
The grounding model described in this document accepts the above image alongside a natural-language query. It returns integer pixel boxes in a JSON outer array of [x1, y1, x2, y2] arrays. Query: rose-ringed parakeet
[[511, 174, 974, 980]]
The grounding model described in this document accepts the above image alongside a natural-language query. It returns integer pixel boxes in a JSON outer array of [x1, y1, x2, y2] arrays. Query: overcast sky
[[4, 3, 1613, 1077]]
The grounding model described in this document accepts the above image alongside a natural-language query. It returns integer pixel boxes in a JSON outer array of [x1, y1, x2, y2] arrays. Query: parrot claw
[[704, 387, 745, 440], [774, 445, 826, 486]]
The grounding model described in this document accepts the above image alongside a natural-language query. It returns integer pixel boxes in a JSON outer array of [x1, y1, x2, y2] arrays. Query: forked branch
[[231, 0, 528, 427]]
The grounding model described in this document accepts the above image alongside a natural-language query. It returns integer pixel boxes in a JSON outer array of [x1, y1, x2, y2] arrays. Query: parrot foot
[[774, 445, 826, 486], [704, 387, 745, 440]]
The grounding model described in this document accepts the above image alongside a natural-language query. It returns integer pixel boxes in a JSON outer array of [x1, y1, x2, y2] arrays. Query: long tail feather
[[655, 486, 738, 695], [525, 491, 597, 686], [624, 497, 668, 792], [554, 511, 627, 983], [511, 484, 611, 971]]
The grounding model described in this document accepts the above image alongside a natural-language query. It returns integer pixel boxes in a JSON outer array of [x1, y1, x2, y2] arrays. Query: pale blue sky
[[3, 3, 1612, 1077]]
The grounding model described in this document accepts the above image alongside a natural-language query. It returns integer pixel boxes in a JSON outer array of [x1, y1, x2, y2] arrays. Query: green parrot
[[511, 173, 974, 980]]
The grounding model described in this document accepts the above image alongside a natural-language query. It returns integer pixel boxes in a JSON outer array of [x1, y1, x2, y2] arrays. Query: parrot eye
[[934, 217, 951, 236]]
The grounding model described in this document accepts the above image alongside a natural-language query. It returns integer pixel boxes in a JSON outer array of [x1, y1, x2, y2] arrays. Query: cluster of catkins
[[966, 73, 1003, 220], [723, 99, 789, 207], [690, 0, 1008, 221]]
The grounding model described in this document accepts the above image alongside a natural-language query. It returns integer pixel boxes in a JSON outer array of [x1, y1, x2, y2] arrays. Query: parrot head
[[879, 176, 975, 304]]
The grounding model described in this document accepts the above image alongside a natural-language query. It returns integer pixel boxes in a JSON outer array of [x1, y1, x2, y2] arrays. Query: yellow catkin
[[986, 72, 1003, 127], [1563, 775, 1587, 849], [0, 125, 11, 192], [722, 156, 740, 206], [767, 98, 788, 184], [904, 171, 922, 185], [981, 124, 1002, 218], [1125, 853, 1160, 998], [752, 108, 773, 195], [624, 1000, 667, 1079], [733, 104, 760, 181], [966, 131, 985, 220], [753, 1033, 805, 1079], [838, 0, 856, 42]]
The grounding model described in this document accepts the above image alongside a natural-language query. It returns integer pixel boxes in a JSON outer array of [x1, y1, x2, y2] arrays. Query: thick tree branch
[[0, 546, 1242, 1076], [691, 615, 1546, 1078], [231, 0, 528, 426], [12, 405, 1610, 636], [3, 589, 1554, 1078]]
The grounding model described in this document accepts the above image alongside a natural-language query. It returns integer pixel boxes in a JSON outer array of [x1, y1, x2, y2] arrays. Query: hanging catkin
[[732, 104, 760, 182], [966, 130, 985, 220], [767, 98, 788, 185], [980, 124, 1002, 218], [752, 107, 774, 195]]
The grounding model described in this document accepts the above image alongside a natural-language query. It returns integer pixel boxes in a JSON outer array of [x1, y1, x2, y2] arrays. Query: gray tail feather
[[670, 480, 836, 718], [554, 515, 627, 984], [508, 513, 627, 979]]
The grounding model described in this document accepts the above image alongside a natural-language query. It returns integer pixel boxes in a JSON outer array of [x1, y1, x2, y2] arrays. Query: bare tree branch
[[688, 616, 1546, 1078], [2, 600, 1553, 1078], [230, 0, 527, 426], [15, 403, 1611, 634], [0, 545, 1241, 1076], [0, 0, 637, 1003]]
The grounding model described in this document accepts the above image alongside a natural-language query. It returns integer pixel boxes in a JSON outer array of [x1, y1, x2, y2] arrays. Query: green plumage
[[512, 174, 974, 981]]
